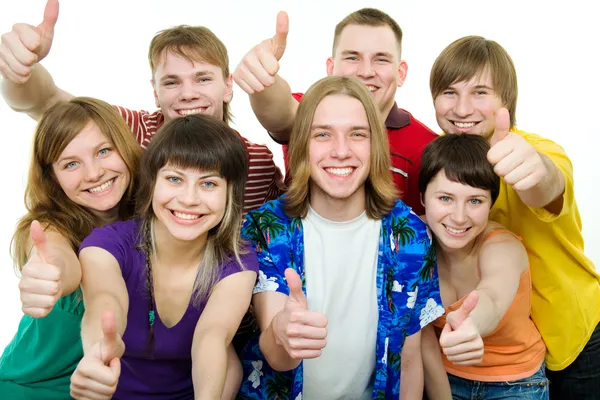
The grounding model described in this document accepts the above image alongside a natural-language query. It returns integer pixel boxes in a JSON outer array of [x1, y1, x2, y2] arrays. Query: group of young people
[[0, 1, 597, 399]]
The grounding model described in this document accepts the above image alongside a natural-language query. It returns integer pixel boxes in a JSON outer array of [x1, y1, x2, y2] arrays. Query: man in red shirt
[[234, 8, 438, 213]]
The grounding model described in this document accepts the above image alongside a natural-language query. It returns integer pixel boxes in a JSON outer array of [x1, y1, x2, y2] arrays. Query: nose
[[178, 182, 201, 206], [84, 160, 104, 182], [331, 135, 351, 159], [179, 81, 200, 102], [450, 203, 468, 225], [454, 94, 474, 117], [356, 59, 375, 78]]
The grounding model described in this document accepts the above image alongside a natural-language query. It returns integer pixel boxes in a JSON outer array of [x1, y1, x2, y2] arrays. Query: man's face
[[326, 24, 407, 115], [434, 69, 504, 140], [152, 51, 233, 123], [308, 94, 371, 212]]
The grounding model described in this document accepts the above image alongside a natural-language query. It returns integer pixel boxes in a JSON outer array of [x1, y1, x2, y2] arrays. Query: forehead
[[335, 24, 399, 57], [154, 50, 223, 77], [59, 121, 107, 156], [429, 170, 490, 196], [312, 95, 369, 126], [452, 68, 494, 89]]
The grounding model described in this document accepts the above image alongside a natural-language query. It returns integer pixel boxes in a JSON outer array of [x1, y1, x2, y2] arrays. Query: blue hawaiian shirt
[[237, 197, 444, 400]]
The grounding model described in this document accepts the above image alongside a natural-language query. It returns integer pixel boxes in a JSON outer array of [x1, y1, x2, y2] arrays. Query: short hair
[[148, 25, 232, 123], [419, 134, 500, 205], [430, 35, 518, 128], [285, 76, 397, 219], [11, 97, 141, 270], [332, 8, 403, 57]]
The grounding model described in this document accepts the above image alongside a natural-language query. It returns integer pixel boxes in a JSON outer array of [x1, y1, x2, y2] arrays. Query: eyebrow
[[160, 70, 215, 82], [311, 124, 370, 131], [160, 168, 220, 180], [340, 50, 394, 59], [56, 141, 111, 165]]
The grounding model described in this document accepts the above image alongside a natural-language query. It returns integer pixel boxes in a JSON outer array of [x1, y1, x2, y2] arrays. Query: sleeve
[[241, 209, 290, 296], [404, 214, 445, 336], [218, 245, 260, 283], [112, 105, 151, 147], [525, 132, 574, 222], [79, 221, 134, 280]]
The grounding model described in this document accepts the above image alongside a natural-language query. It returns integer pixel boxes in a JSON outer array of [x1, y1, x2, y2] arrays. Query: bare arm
[[400, 331, 423, 400], [248, 75, 298, 143], [1, 64, 73, 120], [0, 0, 73, 121], [253, 291, 301, 372], [191, 270, 257, 400], [421, 325, 451, 400], [469, 232, 527, 337], [79, 247, 128, 354]]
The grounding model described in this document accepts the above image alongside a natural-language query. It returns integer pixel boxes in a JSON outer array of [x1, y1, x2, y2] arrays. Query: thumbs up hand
[[439, 291, 484, 366], [271, 268, 328, 360], [19, 220, 64, 318], [233, 11, 289, 94], [0, 0, 59, 83], [487, 108, 546, 191], [70, 311, 123, 400]]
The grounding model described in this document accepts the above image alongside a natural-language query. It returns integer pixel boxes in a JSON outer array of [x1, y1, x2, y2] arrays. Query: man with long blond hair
[[237, 75, 444, 399], [234, 7, 438, 215]]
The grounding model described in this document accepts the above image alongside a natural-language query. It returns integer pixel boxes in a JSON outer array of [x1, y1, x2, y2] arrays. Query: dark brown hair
[[135, 113, 248, 350], [419, 134, 500, 204]]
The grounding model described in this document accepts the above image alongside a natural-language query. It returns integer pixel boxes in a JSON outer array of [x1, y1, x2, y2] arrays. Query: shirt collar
[[385, 102, 411, 129]]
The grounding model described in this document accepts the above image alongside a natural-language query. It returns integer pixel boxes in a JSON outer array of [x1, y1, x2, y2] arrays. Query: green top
[[0, 288, 84, 399]]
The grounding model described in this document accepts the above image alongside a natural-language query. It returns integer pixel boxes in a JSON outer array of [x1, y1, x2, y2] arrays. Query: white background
[[0, 0, 598, 352]]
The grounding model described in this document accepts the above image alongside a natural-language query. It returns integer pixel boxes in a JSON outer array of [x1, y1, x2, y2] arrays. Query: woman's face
[[52, 121, 130, 220], [152, 164, 228, 244], [423, 169, 492, 251]]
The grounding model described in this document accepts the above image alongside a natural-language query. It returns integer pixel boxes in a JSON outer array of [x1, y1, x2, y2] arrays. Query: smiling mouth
[[87, 178, 115, 194], [178, 107, 208, 117], [442, 224, 471, 235], [170, 210, 203, 221], [452, 121, 479, 129], [364, 84, 378, 93], [325, 167, 355, 177]]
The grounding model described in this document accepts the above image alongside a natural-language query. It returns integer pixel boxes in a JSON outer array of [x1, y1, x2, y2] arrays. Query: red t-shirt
[[282, 93, 438, 215]]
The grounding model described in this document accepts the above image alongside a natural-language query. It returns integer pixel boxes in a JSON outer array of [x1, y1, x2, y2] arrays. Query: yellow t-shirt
[[490, 128, 600, 371]]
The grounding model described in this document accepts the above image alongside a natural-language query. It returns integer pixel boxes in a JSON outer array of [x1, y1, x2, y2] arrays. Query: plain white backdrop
[[0, 0, 598, 352]]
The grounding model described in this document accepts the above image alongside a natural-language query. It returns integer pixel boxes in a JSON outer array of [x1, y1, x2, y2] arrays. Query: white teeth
[[446, 226, 467, 234], [179, 108, 205, 116], [454, 122, 476, 128], [326, 167, 353, 177], [88, 178, 114, 193], [366, 85, 377, 92], [173, 211, 200, 220]]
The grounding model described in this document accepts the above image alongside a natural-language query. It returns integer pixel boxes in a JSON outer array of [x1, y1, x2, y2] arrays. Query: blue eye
[[439, 196, 451, 202], [98, 148, 111, 157], [469, 198, 482, 205], [64, 161, 79, 170], [201, 181, 216, 188], [167, 176, 182, 183]]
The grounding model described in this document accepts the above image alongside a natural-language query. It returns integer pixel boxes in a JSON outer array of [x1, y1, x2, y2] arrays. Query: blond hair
[[285, 76, 397, 219]]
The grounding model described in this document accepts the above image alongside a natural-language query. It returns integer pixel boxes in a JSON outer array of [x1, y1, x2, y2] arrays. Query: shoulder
[[80, 219, 141, 250], [235, 132, 275, 158], [398, 109, 439, 139], [511, 128, 569, 157], [245, 197, 289, 222]]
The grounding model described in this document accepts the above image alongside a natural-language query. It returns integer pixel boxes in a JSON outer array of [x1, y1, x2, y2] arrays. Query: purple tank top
[[80, 219, 258, 399]]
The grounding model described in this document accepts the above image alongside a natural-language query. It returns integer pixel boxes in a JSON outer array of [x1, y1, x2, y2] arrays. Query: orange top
[[433, 229, 546, 382]]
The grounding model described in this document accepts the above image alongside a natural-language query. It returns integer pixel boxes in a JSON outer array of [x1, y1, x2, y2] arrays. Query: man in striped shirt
[[0, 1, 284, 215]]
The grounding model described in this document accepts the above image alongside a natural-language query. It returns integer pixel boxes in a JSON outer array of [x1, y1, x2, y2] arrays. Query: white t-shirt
[[302, 206, 381, 400]]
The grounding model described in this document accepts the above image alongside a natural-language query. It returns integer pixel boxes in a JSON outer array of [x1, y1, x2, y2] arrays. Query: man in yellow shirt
[[429, 35, 600, 399]]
